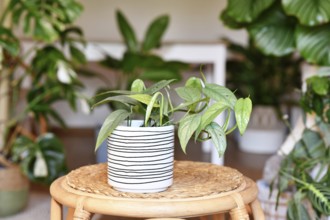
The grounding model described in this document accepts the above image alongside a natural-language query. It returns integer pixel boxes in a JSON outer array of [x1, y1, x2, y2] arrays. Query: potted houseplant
[[273, 74, 330, 219], [0, 0, 88, 216], [220, 0, 330, 218], [224, 38, 302, 154], [93, 71, 252, 193], [91, 10, 189, 162]]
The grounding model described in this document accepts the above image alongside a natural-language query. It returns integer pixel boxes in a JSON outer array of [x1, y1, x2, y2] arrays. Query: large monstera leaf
[[11, 133, 66, 185], [296, 24, 330, 66], [224, 0, 274, 23], [282, 0, 330, 26], [248, 6, 296, 56]]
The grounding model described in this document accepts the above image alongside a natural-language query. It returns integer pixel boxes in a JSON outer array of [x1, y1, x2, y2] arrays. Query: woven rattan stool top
[[50, 161, 265, 220], [66, 161, 244, 199]]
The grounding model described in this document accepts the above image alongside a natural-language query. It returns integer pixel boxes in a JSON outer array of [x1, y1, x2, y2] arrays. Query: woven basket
[[0, 165, 29, 217], [0, 166, 29, 190], [257, 180, 291, 220]]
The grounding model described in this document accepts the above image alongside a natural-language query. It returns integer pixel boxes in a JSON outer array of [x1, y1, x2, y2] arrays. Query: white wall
[[76, 0, 247, 44]]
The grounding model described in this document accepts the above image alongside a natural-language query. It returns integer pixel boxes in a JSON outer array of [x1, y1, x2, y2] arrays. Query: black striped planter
[[107, 120, 174, 193]]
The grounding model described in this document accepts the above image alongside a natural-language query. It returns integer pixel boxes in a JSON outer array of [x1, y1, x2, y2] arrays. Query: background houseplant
[[220, 0, 330, 218], [224, 38, 302, 153], [93, 74, 252, 192], [275, 74, 330, 220], [0, 0, 88, 215], [93, 10, 189, 104]]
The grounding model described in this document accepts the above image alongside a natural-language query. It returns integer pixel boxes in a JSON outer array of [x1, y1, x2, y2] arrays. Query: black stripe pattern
[[107, 124, 174, 193]]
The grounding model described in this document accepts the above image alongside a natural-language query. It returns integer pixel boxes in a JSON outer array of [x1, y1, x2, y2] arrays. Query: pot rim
[[115, 120, 174, 131]]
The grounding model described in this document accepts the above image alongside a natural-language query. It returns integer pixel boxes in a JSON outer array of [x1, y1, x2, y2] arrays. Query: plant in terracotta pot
[[0, 0, 88, 216], [224, 38, 302, 154], [93, 72, 252, 193]]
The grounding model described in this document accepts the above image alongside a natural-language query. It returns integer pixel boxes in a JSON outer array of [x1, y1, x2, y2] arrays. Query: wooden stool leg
[[212, 213, 225, 220], [146, 218, 186, 220], [229, 193, 249, 220], [250, 199, 265, 220], [51, 198, 63, 220], [66, 207, 75, 220], [73, 197, 92, 220]]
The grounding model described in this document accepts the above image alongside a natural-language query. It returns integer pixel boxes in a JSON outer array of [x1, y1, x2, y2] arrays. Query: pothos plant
[[0, 0, 88, 184], [274, 74, 330, 219], [93, 70, 252, 157]]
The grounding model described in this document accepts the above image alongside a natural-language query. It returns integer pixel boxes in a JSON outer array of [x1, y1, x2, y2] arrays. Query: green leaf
[[131, 79, 146, 92], [203, 83, 237, 108], [172, 98, 207, 112], [145, 92, 163, 126], [307, 76, 329, 95], [296, 24, 330, 66], [185, 77, 203, 91], [23, 13, 33, 34], [283, 0, 330, 26], [34, 19, 58, 42], [138, 54, 163, 68], [37, 133, 66, 183], [116, 10, 138, 52], [205, 122, 227, 157], [248, 6, 296, 56], [220, 9, 245, 29], [92, 95, 137, 108], [143, 79, 175, 95], [121, 52, 141, 72], [69, 45, 86, 64], [198, 102, 229, 134], [128, 94, 159, 106], [234, 97, 252, 135], [287, 192, 311, 220], [11, 133, 66, 184], [0, 27, 20, 55], [301, 129, 326, 158], [175, 87, 201, 102], [224, 0, 274, 23], [142, 15, 169, 52], [95, 109, 130, 150], [48, 108, 67, 128], [99, 54, 122, 69], [307, 184, 330, 215], [178, 114, 201, 153], [11, 136, 36, 163]]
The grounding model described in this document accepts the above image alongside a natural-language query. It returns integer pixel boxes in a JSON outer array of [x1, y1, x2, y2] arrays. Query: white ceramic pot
[[107, 120, 174, 193], [237, 106, 286, 154]]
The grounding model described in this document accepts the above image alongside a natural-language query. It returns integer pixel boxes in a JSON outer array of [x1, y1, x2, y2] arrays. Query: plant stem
[[225, 124, 237, 135], [280, 170, 308, 189]]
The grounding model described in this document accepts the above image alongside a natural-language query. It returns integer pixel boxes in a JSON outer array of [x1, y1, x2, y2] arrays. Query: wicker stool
[[50, 161, 264, 220]]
